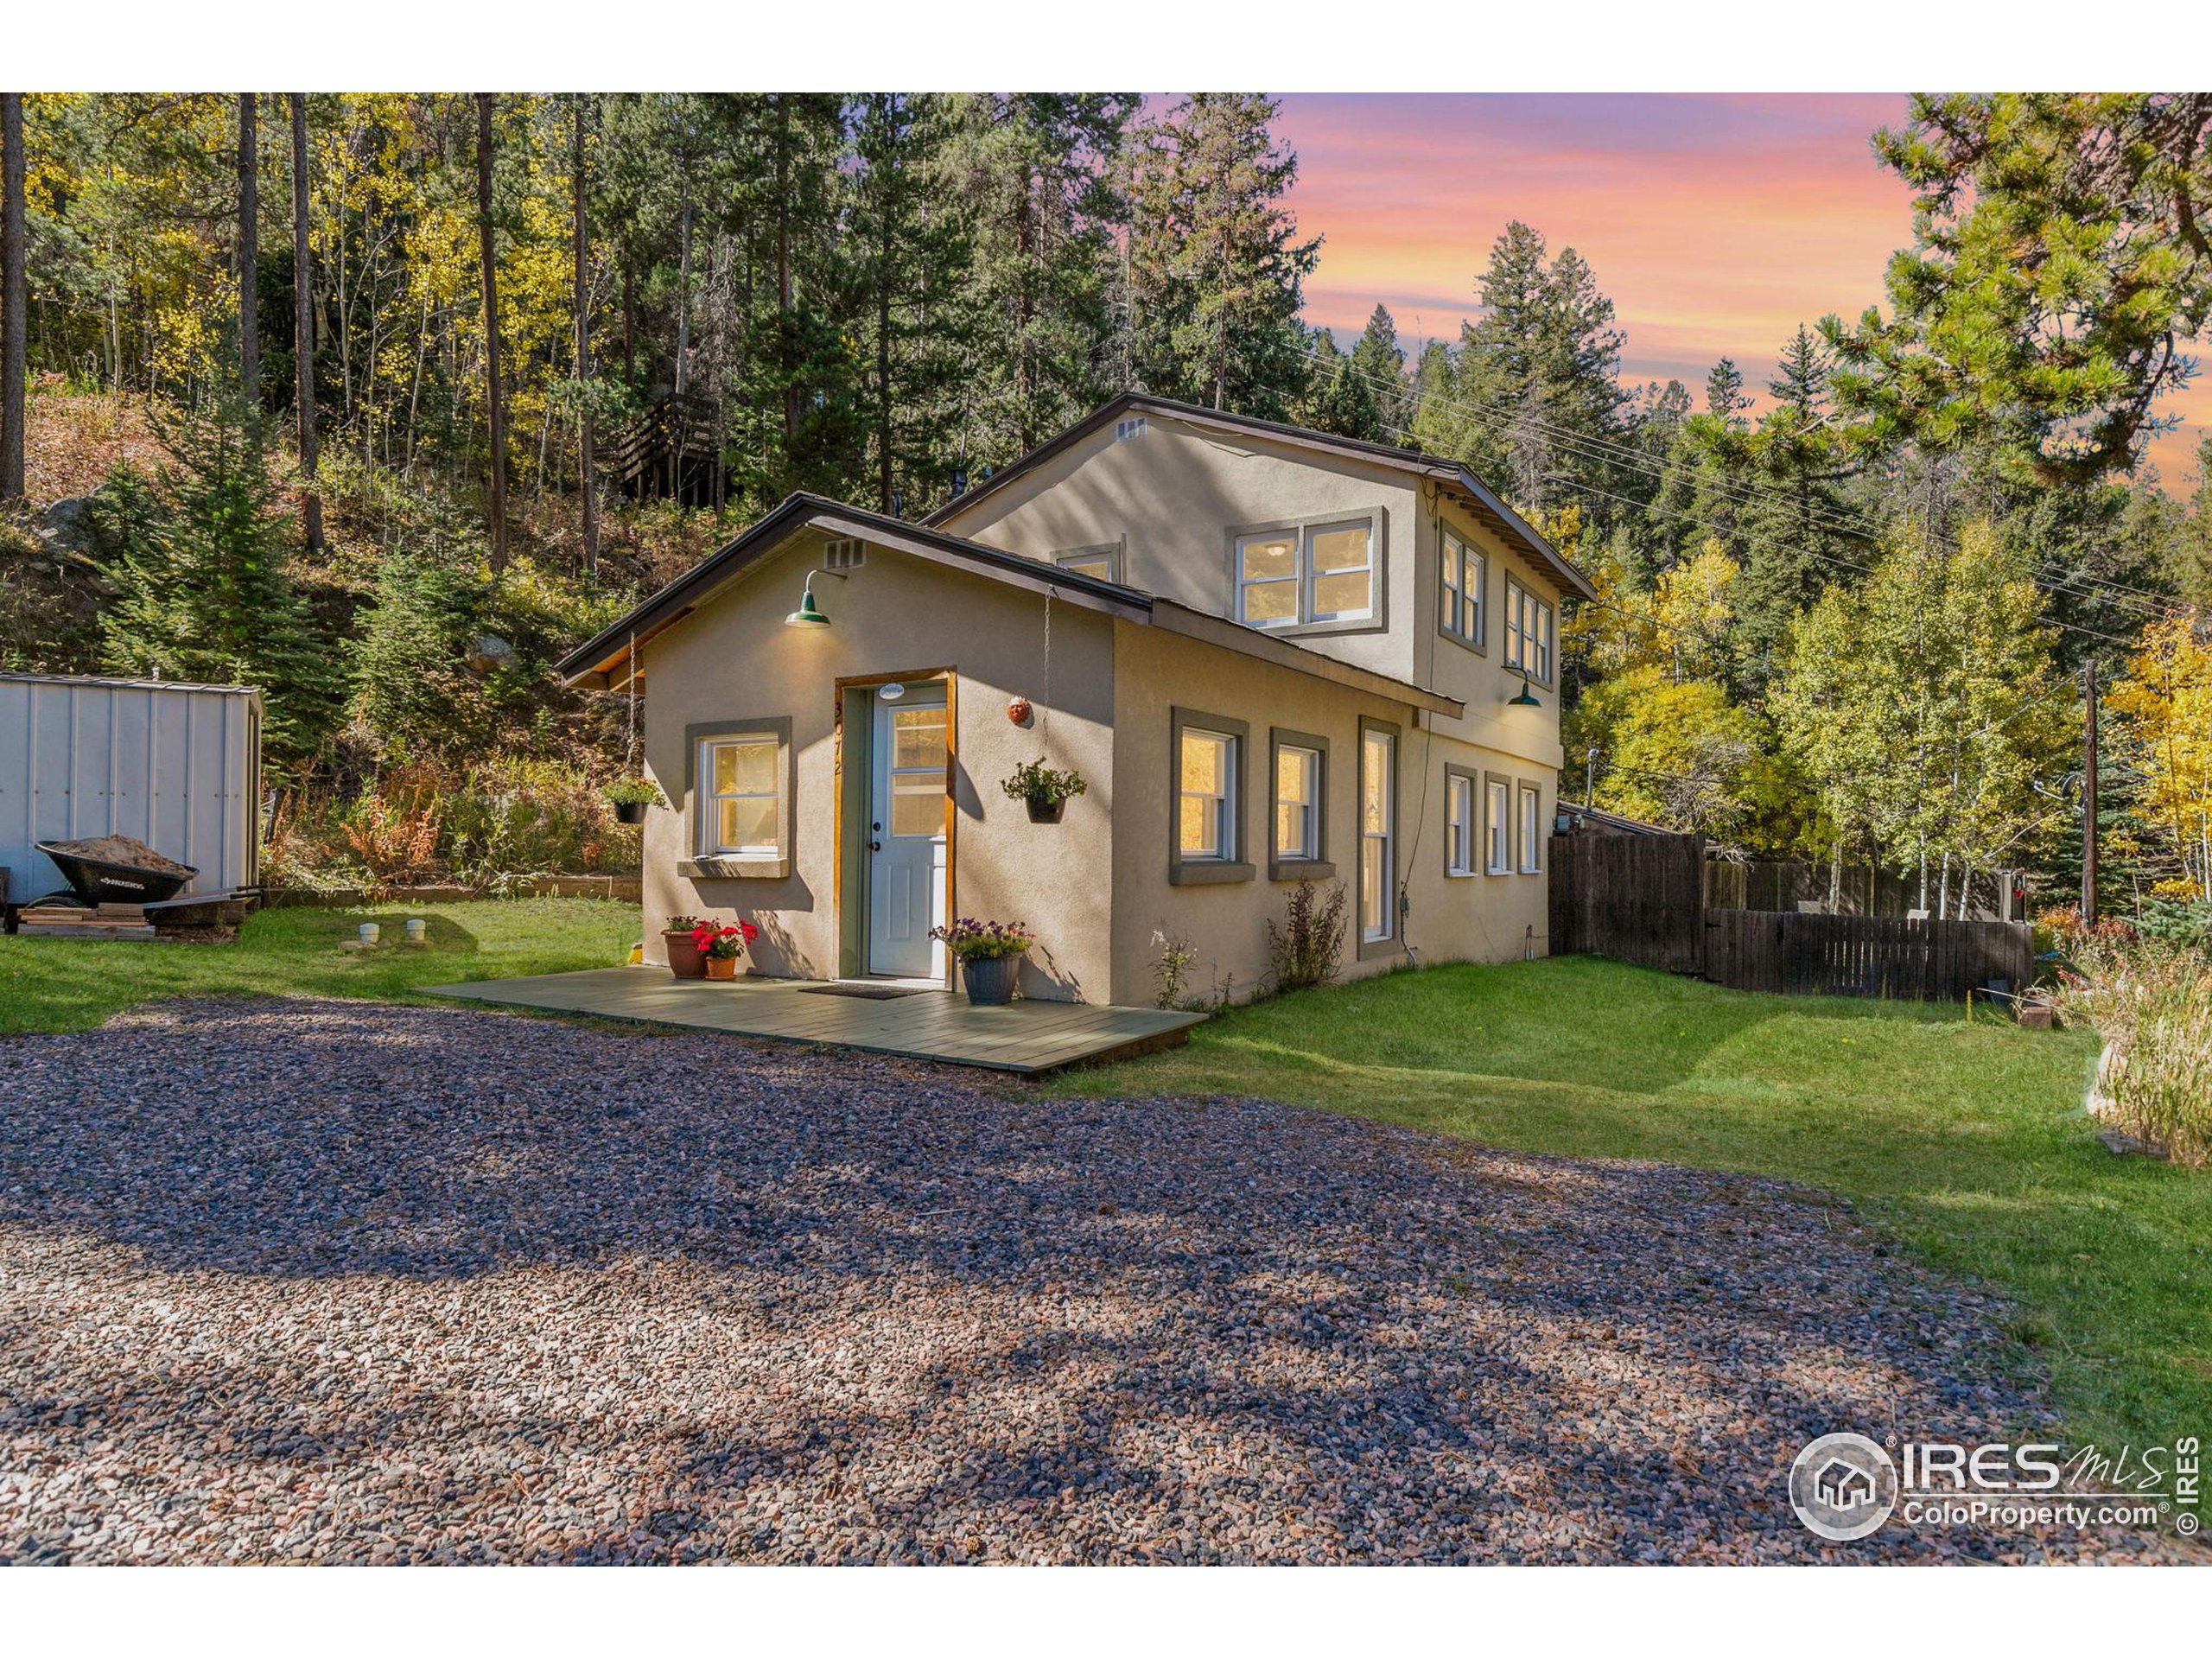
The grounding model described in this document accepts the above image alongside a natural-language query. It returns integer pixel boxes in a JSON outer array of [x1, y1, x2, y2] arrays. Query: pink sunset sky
[[1274, 92, 2209, 486]]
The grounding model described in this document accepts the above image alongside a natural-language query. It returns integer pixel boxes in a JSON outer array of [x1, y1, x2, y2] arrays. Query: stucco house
[[556, 394, 1594, 1007]]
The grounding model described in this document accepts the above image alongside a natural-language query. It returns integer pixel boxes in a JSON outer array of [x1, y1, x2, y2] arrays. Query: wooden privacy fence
[[1700, 909, 2034, 1001], [1548, 830, 2035, 1002], [1548, 830, 1707, 976]]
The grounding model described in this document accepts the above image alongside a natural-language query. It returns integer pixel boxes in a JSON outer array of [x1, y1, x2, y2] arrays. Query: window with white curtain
[[1446, 773, 1474, 875], [1519, 783, 1543, 874], [1485, 777, 1511, 874], [1361, 728, 1395, 942], [1503, 576, 1555, 683], [1440, 530, 1485, 646]]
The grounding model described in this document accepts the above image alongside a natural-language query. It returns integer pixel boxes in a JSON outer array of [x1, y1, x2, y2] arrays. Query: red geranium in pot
[[693, 919, 760, 981]]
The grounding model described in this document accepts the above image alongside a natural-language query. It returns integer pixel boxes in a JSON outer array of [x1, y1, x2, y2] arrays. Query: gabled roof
[[554, 493, 1462, 716], [926, 391, 1599, 602]]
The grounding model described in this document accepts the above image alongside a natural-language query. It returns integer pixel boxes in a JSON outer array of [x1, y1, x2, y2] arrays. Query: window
[[1503, 576, 1555, 683], [1274, 743, 1319, 862], [1054, 545, 1121, 583], [1440, 531, 1485, 646], [1361, 727, 1395, 943], [887, 703, 949, 839], [1446, 772, 1474, 875], [1518, 783, 1543, 874], [1115, 416, 1148, 442], [701, 733, 781, 856], [1179, 728, 1237, 861], [1234, 516, 1377, 631], [1484, 778, 1511, 874]]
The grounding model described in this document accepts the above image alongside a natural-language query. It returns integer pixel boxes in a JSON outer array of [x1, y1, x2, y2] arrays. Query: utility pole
[[1585, 746, 1598, 804], [2082, 662, 2100, 925]]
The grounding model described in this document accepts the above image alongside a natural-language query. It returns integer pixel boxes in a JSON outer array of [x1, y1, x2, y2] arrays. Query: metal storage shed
[[0, 672, 263, 906]]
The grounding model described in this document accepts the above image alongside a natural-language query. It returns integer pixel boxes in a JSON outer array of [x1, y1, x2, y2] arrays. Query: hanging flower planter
[[1001, 758, 1086, 826], [604, 776, 666, 826]]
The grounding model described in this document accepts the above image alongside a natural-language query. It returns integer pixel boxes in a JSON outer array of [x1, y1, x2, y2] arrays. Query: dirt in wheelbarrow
[[40, 836, 195, 876]]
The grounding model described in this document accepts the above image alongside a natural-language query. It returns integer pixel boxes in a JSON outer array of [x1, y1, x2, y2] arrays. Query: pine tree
[[944, 94, 1135, 468], [96, 399, 338, 766], [1293, 327, 1386, 442], [1705, 356, 1748, 423], [1348, 303, 1408, 440], [1421, 222, 1627, 515], [1124, 93, 1319, 419], [847, 93, 975, 514]]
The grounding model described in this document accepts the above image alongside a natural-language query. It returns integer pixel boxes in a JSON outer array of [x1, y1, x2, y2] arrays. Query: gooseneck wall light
[[1507, 666, 1541, 709], [784, 566, 849, 628]]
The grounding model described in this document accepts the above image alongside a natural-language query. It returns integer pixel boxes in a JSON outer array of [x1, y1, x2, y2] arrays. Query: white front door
[[867, 683, 949, 978]]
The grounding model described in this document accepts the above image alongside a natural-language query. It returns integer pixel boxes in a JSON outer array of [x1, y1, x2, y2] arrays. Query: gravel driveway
[[0, 999, 2184, 1564]]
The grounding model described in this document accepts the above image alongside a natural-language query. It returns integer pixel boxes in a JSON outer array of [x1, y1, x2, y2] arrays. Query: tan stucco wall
[[637, 533, 1117, 1002], [940, 415, 1424, 686], [939, 412, 1569, 774], [1412, 493, 1569, 771], [1106, 621, 1551, 1007]]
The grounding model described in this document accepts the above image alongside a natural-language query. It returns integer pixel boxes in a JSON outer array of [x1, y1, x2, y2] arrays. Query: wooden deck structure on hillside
[[425, 967, 1205, 1075]]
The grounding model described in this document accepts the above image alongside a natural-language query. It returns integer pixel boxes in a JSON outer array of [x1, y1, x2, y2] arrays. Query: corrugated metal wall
[[0, 675, 261, 899]]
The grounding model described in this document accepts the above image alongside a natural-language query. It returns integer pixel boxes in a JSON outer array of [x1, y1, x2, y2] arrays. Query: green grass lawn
[[0, 897, 638, 1036], [1053, 956, 2212, 1451]]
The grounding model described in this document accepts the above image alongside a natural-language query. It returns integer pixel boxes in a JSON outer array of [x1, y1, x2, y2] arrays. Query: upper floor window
[[1440, 531, 1485, 647], [1235, 517, 1376, 631], [1054, 545, 1121, 583], [1503, 575, 1555, 684]]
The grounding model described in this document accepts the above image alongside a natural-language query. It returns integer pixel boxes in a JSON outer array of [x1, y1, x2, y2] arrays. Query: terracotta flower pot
[[961, 952, 1023, 1006], [664, 930, 707, 979], [704, 955, 741, 981]]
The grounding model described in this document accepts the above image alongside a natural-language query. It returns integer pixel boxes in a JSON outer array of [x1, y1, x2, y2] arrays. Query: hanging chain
[[1040, 586, 1052, 747], [626, 629, 639, 770]]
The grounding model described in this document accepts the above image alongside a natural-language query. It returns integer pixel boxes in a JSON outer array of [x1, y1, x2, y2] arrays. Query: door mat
[[798, 983, 925, 1001]]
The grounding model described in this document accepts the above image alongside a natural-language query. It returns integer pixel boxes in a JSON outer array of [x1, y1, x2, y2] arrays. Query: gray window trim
[[1267, 727, 1334, 881], [1439, 526, 1488, 655], [1503, 573, 1557, 688], [1053, 539, 1125, 584], [682, 715, 795, 880], [1224, 506, 1389, 639], [1356, 715, 1402, 960], [1168, 706, 1254, 885], [1443, 761, 1481, 878], [1481, 768, 1513, 877], [1517, 777, 1546, 874]]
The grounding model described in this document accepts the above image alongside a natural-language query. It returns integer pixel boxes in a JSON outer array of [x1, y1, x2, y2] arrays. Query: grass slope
[[0, 899, 637, 1037], [1055, 956, 2211, 1450]]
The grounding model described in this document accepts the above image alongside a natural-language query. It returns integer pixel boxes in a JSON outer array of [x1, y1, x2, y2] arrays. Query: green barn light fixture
[[784, 567, 848, 628], [1507, 667, 1541, 709]]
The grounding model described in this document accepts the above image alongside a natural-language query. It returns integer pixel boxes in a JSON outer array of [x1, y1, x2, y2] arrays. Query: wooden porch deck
[[423, 967, 1206, 1076]]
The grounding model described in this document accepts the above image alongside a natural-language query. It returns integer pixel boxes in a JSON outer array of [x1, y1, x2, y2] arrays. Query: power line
[[1307, 344, 2195, 626], [1317, 342, 2190, 618]]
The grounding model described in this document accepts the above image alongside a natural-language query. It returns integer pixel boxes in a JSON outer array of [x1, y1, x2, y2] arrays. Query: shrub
[[2050, 931, 2212, 1166], [1266, 880, 1348, 992]]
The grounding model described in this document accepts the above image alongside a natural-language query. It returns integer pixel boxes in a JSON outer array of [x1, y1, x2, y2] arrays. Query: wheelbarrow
[[35, 838, 199, 907]]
